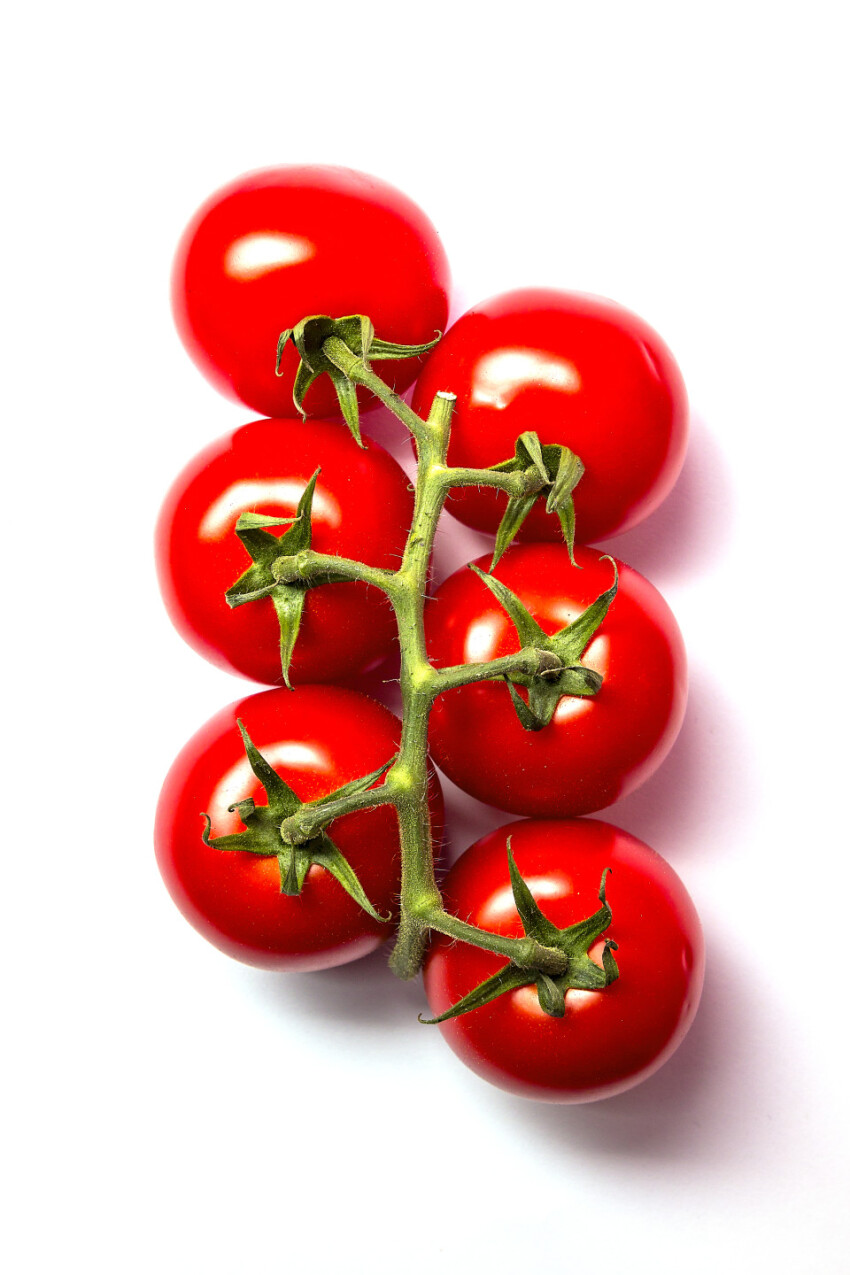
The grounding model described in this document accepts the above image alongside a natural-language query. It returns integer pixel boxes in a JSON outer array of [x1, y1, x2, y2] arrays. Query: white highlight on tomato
[[464, 618, 500, 663], [224, 232, 315, 279], [470, 349, 581, 409], [199, 481, 342, 539], [478, 874, 573, 931], [210, 741, 335, 826]]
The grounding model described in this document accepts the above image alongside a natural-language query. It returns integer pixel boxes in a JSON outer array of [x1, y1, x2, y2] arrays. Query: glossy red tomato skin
[[155, 687, 444, 971], [411, 288, 688, 544], [426, 544, 686, 816], [172, 165, 450, 418], [424, 818, 704, 1102], [155, 417, 414, 686]]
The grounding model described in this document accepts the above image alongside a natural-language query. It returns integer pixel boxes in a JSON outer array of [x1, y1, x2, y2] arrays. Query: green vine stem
[[262, 322, 610, 990], [435, 465, 547, 499], [291, 345, 569, 981], [272, 550, 392, 590]]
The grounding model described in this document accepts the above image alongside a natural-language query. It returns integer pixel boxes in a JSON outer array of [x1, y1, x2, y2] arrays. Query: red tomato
[[172, 166, 450, 418], [411, 288, 688, 544], [426, 545, 686, 816], [155, 417, 414, 686], [155, 686, 444, 971], [424, 818, 704, 1102]]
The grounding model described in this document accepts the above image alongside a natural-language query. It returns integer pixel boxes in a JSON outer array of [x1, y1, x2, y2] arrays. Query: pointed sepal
[[535, 974, 567, 1018], [268, 588, 305, 690], [491, 491, 539, 571], [507, 841, 561, 944], [200, 811, 281, 857], [368, 333, 441, 361], [549, 558, 618, 667], [237, 720, 301, 815], [292, 359, 321, 414], [419, 964, 533, 1025], [278, 846, 312, 896], [504, 679, 548, 732], [469, 564, 548, 650], [545, 446, 585, 564], [488, 432, 585, 566], [327, 365, 363, 445], [557, 867, 615, 955], [310, 834, 391, 922]]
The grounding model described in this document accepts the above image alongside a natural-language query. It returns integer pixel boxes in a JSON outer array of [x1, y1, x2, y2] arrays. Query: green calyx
[[421, 844, 619, 1024], [489, 431, 585, 568], [276, 313, 440, 445], [202, 720, 393, 921], [224, 469, 322, 688], [470, 557, 618, 731]]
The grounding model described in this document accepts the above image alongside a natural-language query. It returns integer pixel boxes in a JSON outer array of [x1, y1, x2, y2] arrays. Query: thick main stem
[[317, 340, 560, 981], [386, 393, 455, 979]]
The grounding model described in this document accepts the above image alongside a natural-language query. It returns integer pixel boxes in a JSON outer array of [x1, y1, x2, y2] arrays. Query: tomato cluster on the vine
[[156, 164, 703, 1105], [156, 416, 414, 685], [424, 819, 703, 1102], [156, 686, 444, 971], [426, 544, 686, 818]]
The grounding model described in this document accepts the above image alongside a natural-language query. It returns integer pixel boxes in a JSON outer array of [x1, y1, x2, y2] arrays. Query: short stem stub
[[427, 911, 570, 975], [280, 780, 397, 845], [272, 549, 392, 592], [322, 335, 431, 444], [436, 647, 563, 693]]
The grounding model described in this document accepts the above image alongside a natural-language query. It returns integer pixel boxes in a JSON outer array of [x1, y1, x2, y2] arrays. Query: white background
[[3, 3, 848, 1272]]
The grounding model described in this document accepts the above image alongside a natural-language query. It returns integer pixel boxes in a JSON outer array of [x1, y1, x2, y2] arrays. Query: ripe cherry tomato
[[155, 417, 414, 686], [426, 544, 686, 816], [172, 165, 451, 418], [411, 288, 688, 544], [424, 818, 704, 1102], [155, 686, 444, 971]]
